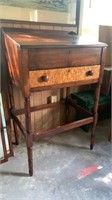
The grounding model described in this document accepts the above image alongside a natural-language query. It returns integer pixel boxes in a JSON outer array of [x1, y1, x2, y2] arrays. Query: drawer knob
[[41, 75, 49, 82], [86, 70, 94, 76]]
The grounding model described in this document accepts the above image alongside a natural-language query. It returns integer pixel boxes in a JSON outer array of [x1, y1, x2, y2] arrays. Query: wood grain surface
[[29, 65, 100, 88]]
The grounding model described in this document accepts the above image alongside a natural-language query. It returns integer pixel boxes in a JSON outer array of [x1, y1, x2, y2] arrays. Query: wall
[[80, 0, 112, 38]]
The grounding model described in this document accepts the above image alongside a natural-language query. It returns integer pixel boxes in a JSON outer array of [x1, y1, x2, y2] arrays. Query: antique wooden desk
[[2, 28, 107, 176]]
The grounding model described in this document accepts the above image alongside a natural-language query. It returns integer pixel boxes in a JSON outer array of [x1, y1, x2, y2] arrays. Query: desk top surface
[[3, 28, 107, 48]]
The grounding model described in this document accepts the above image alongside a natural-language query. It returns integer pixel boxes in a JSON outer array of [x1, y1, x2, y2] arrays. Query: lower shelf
[[71, 90, 111, 132], [33, 117, 94, 141]]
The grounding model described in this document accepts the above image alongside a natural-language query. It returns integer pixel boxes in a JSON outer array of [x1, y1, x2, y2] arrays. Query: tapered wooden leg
[[12, 119, 19, 145], [90, 84, 100, 150], [90, 113, 98, 150], [24, 97, 33, 176], [27, 146, 33, 176], [108, 132, 111, 142], [8, 83, 19, 145]]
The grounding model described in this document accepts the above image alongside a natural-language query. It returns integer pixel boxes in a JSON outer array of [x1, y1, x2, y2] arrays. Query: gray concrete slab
[[0, 119, 112, 200]]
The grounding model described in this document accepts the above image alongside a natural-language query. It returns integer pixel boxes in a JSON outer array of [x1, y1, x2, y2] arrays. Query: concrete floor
[[0, 119, 112, 200]]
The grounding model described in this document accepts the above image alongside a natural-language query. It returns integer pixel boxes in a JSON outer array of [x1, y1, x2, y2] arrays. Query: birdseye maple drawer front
[[28, 48, 101, 70], [29, 65, 100, 88]]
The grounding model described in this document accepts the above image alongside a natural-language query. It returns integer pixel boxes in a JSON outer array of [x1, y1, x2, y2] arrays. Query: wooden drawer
[[29, 65, 100, 88], [28, 48, 101, 70], [28, 49, 69, 70], [69, 48, 101, 66]]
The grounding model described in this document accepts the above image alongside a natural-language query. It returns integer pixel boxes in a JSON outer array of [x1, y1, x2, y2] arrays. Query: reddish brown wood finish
[[2, 28, 107, 176], [33, 117, 94, 141], [24, 97, 33, 176], [28, 48, 101, 70]]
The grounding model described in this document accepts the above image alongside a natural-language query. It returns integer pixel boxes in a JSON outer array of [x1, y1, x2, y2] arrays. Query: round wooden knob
[[86, 70, 94, 76], [41, 75, 49, 82]]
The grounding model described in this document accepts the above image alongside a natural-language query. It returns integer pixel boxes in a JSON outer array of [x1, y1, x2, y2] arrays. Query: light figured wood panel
[[29, 91, 43, 133], [12, 87, 61, 134], [41, 90, 53, 131], [41, 89, 60, 131], [29, 65, 100, 88]]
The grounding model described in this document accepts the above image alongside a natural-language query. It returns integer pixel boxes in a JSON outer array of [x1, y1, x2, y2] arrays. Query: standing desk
[[3, 28, 107, 176]]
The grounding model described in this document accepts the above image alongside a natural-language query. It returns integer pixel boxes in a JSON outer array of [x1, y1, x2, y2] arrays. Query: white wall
[[80, 0, 112, 38]]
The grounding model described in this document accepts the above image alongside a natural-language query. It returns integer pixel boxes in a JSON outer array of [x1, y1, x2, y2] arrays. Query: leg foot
[[13, 120, 19, 145], [27, 147, 33, 176], [90, 126, 96, 150], [90, 144, 93, 150], [108, 132, 111, 142]]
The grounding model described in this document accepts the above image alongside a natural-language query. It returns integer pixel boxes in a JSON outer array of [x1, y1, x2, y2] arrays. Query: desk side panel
[[3, 33, 30, 97], [3, 33, 21, 88]]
